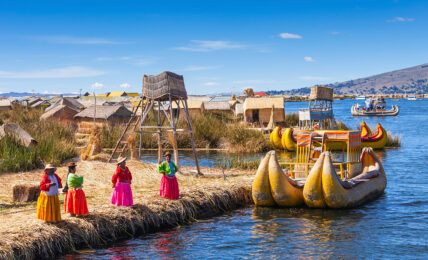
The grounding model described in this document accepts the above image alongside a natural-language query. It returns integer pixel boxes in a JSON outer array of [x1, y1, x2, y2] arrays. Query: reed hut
[[40, 105, 79, 123], [243, 97, 285, 125], [0, 99, 12, 111], [74, 105, 132, 133], [203, 101, 232, 113], [172, 100, 205, 116], [45, 97, 84, 113], [234, 103, 243, 116]]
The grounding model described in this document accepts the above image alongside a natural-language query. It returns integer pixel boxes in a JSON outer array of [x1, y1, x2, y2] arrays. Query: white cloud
[[279, 33, 302, 39], [330, 31, 340, 35], [120, 83, 131, 89], [203, 82, 219, 86], [387, 17, 415, 22], [0, 66, 105, 79], [182, 65, 219, 71], [91, 82, 104, 90], [174, 40, 246, 52], [299, 76, 331, 81], [35, 35, 133, 44], [304, 56, 315, 62], [96, 57, 113, 61], [120, 56, 132, 60]]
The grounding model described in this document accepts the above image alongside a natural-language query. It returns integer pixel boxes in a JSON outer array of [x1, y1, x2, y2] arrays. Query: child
[[36, 164, 62, 223], [111, 157, 133, 206], [158, 152, 180, 200], [64, 162, 89, 216]]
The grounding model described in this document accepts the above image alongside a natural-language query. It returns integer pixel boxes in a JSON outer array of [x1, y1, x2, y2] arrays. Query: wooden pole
[[157, 100, 162, 164], [169, 95, 180, 168], [183, 99, 201, 175]]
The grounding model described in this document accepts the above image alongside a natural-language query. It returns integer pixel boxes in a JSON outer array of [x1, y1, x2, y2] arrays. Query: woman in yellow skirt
[[36, 164, 62, 223]]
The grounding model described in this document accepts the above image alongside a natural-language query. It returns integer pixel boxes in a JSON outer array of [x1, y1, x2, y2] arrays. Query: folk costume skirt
[[160, 175, 180, 200], [36, 192, 61, 222], [64, 188, 89, 215], [111, 182, 133, 206]]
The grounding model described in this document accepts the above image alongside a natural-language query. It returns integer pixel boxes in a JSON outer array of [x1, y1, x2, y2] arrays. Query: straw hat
[[44, 164, 55, 170], [164, 152, 172, 157], [117, 157, 127, 164], [67, 162, 76, 167]]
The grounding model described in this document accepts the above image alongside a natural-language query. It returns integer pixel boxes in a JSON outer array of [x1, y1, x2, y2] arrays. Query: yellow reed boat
[[304, 147, 387, 208]]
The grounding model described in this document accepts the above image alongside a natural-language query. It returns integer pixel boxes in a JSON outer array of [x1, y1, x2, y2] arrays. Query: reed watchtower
[[298, 86, 334, 129]]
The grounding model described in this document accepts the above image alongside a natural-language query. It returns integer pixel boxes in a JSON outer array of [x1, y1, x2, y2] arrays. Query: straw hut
[[40, 105, 79, 124], [171, 100, 205, 116], [0, 99, 12, 111], [203, 101, 231, 113], [45, 97, 84, 113], [74, 105, 132, 133], [30, 100, 50, 110], [234, 103, 243, 116], [243, 97, 285, 125]]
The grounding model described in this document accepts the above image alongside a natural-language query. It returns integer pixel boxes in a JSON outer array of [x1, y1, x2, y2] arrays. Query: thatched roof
[[74, 105, 132, 120], [30, 100, 50, 108], [203, 101, 231, 111], [142, 71, 187, 101], [188, 95, 212, 102], [243, 97, 284, 111], [172, 100, 204, 109], [40, 105, 79, 120], [45, 97, 84, 112]]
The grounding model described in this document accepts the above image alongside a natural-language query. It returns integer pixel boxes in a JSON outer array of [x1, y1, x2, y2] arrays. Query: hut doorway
[[252, 109, 259, 122]]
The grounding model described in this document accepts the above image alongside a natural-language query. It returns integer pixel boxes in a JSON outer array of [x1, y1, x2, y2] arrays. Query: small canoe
[[303, 147, 387, 208], [252, 152, 276, 206], [351, 104, 399, 116]]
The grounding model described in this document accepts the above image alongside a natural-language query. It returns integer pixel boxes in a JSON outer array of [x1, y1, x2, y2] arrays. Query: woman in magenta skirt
[[158, 152, 179, 200], [111, 157, 133, 206]]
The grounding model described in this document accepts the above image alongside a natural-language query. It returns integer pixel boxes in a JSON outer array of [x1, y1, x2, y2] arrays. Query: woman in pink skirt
[[111, 157, 133, 206], [158, 152, 179, 200]]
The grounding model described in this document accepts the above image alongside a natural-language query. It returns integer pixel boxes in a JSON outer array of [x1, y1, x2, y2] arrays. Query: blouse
[[158, 161, 178, 177], [112, 166, 132, 185]]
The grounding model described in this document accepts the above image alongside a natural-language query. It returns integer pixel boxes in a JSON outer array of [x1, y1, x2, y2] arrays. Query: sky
[[0, 0, 427, 95]]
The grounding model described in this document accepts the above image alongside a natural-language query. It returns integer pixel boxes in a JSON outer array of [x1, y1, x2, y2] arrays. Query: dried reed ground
[[0, 160, 254, 260]]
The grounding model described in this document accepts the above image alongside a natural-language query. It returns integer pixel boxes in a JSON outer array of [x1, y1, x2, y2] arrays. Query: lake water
[[65, 99, 428, 259]]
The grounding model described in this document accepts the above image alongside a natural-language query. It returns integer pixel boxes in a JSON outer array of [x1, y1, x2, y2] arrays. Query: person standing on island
[[36, 164, 62, 223], [111, 157, 133, 206], [64, 162, 89, 216], [158, 152, 180, 200]]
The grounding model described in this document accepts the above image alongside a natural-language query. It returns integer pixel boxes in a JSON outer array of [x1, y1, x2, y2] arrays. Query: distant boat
[[407, 95, 418, 101], [356, 95, 366, 100]]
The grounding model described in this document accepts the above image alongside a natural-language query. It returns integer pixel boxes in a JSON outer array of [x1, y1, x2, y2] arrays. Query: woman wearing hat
[[158, 152, 179, 200], [36, 164, 62, 222], [64, 162, 89, 216], [111, 157, 133, 206]]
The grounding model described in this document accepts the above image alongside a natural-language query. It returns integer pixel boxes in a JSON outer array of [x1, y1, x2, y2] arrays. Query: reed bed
[[386, 131, 401, 148], [0, 106, 77, 173], [0, 160, 254, 259], [284, 112, 299, 127]]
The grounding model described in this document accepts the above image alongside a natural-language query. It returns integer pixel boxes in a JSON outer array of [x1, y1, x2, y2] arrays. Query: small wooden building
[[74, 105, 132, 133], [243, 97, 285, 125], [45, 97, 84, 113], [172, 100, 205, 116]]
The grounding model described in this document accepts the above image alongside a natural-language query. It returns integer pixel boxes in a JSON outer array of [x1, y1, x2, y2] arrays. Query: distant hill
[[284, 63, 428, 96]]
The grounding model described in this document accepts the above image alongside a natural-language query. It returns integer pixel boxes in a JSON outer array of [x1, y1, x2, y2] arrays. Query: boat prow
[[281, 127, 297, 151], [361, 123, 388, 149], [268, 151, 304, 207], [270, 126, 283, 149], [252, 152, 276, 206]]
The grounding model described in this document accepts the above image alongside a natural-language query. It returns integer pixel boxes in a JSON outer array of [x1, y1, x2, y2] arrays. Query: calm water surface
[[65, 99, 428, 259]]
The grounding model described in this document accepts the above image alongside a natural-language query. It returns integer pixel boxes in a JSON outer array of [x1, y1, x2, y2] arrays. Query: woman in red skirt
[[158, 152, 179, 200], [64, 162, 89, 216]]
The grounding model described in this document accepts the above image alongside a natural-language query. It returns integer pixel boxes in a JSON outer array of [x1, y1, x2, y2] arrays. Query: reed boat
[[351, 104, 399, 116], [274, 122, 387, 150], [269, 126, 283, 149], [303, 147, 387, 208], [360, 122, 387, 149], [252, 151, 304, 207]]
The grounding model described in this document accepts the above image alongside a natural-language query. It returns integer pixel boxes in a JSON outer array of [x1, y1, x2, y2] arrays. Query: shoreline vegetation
[[0, 160, 253, 259]]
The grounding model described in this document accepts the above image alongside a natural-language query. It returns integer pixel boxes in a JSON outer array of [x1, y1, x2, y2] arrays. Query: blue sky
[[0, 0, 426, 95]]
